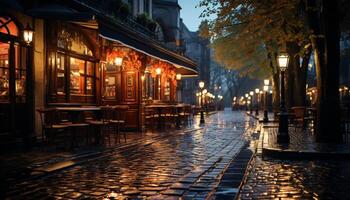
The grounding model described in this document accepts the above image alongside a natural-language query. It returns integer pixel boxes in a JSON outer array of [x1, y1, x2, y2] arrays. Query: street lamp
[[263, 80, 269, 123], [255, 88, 260, 116], [277, 53, 290, 143], [249, 91, 254, 114], [156, 68, 161, 100], [203, 89, 208, 109], [199, 81, 205, 124], [176, 74, 182, 102], [23, 23, 34, 45]]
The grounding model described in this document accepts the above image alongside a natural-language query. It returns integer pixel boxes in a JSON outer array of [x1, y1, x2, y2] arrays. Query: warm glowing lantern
[[156, 68, 161, 75], [176, 73, 182, 80], [114, 57, 123, 66], [23, 23, 34, 45]]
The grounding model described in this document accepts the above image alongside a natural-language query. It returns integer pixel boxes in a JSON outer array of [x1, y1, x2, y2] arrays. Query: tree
[[199, 0, 311, 111], [200, 0, 345, 142]]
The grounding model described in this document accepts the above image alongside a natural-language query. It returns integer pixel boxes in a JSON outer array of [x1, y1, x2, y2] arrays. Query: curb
[[262, 147, 350, 160]]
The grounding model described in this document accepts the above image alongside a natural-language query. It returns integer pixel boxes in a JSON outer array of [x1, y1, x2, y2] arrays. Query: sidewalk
[[236, 112, 350, 199], [0, 127, 200, 195], [2, 110, 253, 199]]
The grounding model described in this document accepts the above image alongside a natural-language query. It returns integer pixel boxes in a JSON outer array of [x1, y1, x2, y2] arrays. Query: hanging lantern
[[176, 73, 182, 80], [156, 68, 162, 75], [114, 57, 123, 66], [23, 23, 34, 45]]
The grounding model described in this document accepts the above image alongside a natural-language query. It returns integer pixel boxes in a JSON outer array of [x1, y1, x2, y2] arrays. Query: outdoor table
[[55, 107, 101, 147], [145, 104, 175, 130], [173, 104, 188, 129], [56, 107, 101, 123]]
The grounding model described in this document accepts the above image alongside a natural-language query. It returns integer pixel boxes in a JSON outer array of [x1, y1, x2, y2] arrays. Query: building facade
[[179, 20, 211, 104], [0, 0, 197, 146]]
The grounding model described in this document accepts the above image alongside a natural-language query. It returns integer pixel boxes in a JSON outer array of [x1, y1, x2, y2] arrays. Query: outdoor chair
[[36, 108, 69, 147], [110, 105, 129, 143], [161, 106, 176, 129], [85, 106, 111, 145], [291, 107, 307, 129], [145, 107, 156, 132]]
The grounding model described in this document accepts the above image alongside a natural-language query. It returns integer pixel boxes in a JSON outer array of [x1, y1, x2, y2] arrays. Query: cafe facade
[[0, 1, 197, 144]]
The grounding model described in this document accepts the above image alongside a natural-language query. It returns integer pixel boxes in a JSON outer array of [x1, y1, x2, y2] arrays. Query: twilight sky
[[178, 0, 206, 32]]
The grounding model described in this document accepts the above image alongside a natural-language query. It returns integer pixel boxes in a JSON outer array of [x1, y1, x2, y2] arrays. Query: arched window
[[0, 16, 19, 36], [0, 16, 27, 103], [49, 24, 97, 103]]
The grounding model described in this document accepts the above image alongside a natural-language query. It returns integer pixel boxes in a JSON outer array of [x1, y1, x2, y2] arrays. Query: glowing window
[[0, 17, 19, 36]]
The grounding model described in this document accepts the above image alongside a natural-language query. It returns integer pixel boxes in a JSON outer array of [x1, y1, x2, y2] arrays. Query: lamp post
[[263, 79, 269, 123], [249, 91, 254, 114], [255, 88, 260, 116], [245, 93, 249, 111], [203, 89, 208, 111], [23, 23, 34, 45], [199, 81, 205, 124], [156, 68, 161, 100], [176, 74, 182, 102], [277, 53, 290, 143]]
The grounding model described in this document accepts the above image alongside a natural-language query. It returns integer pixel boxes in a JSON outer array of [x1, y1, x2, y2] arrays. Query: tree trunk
[[306, 0, 342, 143], [295, 51, 311, 107], [286, 42, 301, 109], [316, 0, 341, 142]]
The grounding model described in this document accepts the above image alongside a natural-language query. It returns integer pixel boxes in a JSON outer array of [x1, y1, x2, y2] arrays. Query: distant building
[[179, 20, 211, 104], [150, 1, 211, 104], [152, 0, 182, 50]]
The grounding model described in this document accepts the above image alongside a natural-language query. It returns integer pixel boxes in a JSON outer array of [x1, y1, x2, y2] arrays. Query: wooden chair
[[36, 108, 68, 147], [179, 105, 192, 127], [291, 107, 307, 129], [110, 105, 129, 143], [161, 106, 175, 129], [85, 106, 111, 145], [145, 107, 155, 132]]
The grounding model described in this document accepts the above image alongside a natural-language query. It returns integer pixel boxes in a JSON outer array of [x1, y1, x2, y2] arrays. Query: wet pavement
[[238, 114, 350, 200], [3, 110, 254, 199], [238, 157, 350, 199]]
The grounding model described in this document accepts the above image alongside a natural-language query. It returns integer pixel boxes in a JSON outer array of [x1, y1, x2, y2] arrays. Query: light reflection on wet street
[[6, 110, 254, 199], [239, 157, 350, 199]]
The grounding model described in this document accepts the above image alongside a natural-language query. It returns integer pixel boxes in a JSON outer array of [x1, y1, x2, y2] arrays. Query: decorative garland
[[148, 60, 177, 87], [106, 48, 141, 70]]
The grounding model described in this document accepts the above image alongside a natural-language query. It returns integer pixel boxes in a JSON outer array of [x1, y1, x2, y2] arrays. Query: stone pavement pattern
[[4, 110, 254, 199], [238, 115, 350, 200], [238, 157, 350, 199]]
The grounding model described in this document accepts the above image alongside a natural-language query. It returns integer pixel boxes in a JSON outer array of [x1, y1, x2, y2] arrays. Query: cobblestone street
[[238, 118, 350, 200], [238, 157, 350, 199], [4, 110, 254, 199]]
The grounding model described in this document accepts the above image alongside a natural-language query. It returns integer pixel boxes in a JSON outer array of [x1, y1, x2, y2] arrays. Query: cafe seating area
[[36, 103, 198, 149], [36, 105, 130, 148], [144, 103, 194, 131]]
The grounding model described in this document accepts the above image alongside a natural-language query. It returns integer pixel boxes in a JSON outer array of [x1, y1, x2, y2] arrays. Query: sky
[[178, 0, 206, 32]]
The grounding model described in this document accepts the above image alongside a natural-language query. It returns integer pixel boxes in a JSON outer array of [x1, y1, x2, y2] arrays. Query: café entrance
[[0, 16, 33, 141]]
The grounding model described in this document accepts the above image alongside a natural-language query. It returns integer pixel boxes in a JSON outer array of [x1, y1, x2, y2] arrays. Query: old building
[[0, 0, 197, 146], [179, 20, 211, 104]]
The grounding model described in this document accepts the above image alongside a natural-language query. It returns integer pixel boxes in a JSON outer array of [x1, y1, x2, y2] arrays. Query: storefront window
[[103, 63, 117, 99], [57, 28, 92, 56], [86, 61, 94, 95], [50, 25, 96, 100], [15, 45, 27, 102], [70, 57, 85, 94], [144, 72, 153, 101], [164, 79, 170, 101], [0, 42, 9, 102], [56, 54, 65, 94], [0, 17, 19, 36]]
